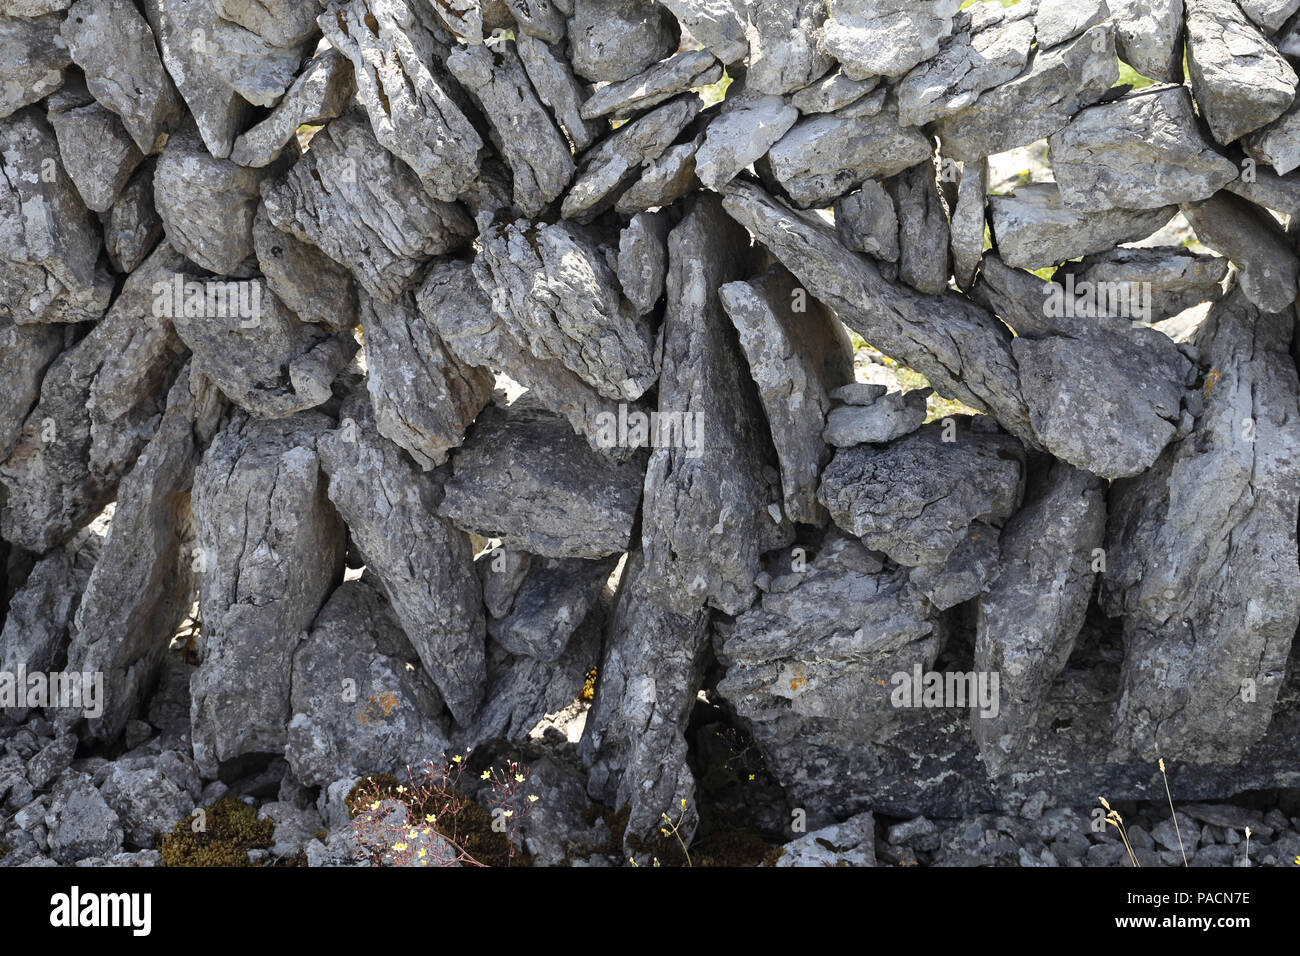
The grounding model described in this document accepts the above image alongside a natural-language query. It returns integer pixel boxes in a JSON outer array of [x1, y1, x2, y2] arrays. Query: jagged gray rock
[[888, 159, 950, 295], [320, 0, 482, 202], [834, 181, 900, 262], [823, 386, 928, 447], [579, 549, 709, 851], [641, 197, 792, 615], [68, 365, 224, 743], [580, 49, 719, 120], [933, 25, 1118, 161], [48, 93, 142, 214], [1182, 190, 1300, 314], [821, 0, 963, 80], [0, 244, 187, 553], [447, 39, 574, 216], [974, 458, 1105, 775], [317, 394, 486, 724], [562, 94, 700, 220], [0, 316, 64, 463], [261, 107, 474, 303], [61, 0, 184, 153], [720, 264, 854, 525], [1243, 97, 1300, 176], [616, 210, 669, 317], [766, 98, 932, 208], [950, 157, 988, 290], [0, 12, 68, 119], [190, 411, 345, 775], [1049, 86, 1240, 211], [488, 554, 617, 662], [252, 204, 357, 332], [989, 183, 1176, 271], [439, 397, 646, 559], [0, 108, 113, 324], [788, 71, 877, 114], [614, 130, 704, 215], [1112, 0, 1185, 82], [473, 216, 656, 402], [215, 0, 324, 47], [1185, 0, 1298, 144], [1068, 246, 1229, 322], [656, 0, 747, 63], [229, 48, 354, 168], [818, 418, 1025, 567], [360, 290, 492, 470], [516, 33, 601, 151], [286, 574, 453, 787], [103, 161, 162, 274], [745, 0, 833, 95], [568, 0, 678, 82], [1103, 289, 1300, 764], [695, 89, 798, 192]]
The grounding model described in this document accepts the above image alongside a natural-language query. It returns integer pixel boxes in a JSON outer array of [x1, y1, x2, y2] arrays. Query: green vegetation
[[158, 797, 275, 867]]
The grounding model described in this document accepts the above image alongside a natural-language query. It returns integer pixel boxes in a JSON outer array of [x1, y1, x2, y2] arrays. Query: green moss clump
[[158, 797, 274, 867]]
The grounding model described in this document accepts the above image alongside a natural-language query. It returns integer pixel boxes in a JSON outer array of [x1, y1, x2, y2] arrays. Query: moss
[[158, 797, 274, 867], [692, 828, 776, 868]]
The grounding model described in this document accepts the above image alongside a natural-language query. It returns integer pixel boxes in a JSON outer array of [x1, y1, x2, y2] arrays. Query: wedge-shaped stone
[[104, 160, 162, 274], [888, 159, 950, 295], [62, 0, 183, 153], [745, 0, 833, 95], [0, 317, 64, 464], [579, 549, 710, 852], [989, 183, 1176, 271], [473, 216, 656, 402], [818, 418, 1025, 567], [318, 394, 486, 723], [216, 0, 324, 47], [721, 264, 854, 525], [1243, 96, 1300, 176], [695, 88, 798, 192], [581, 49, 719, 120], [822, 0, 963, 80], [1111, 0, 1185, 82], [489, 554, 618, 662], [1103, 289, 1300, 763], [656, 0, 747, 62], [1050, 86, 1240, 212], [949, 157, 987, 290], [641, 197, 792, 615], [154, 122, 274, 275], [569, 0, 678, 82], [169, 277, 358, 418], [361, 290, 493, 470], [973, 458, 1105, 776], [439, 397, 647, 559], [320, 0, 482, 201], [417, 259, 635, 459], [516, 33, 601, 151], [287, 574, 453, 787], [261, 107, 474, 303], [561, 94, 699, 220], [975, 255, 1197, 478], [1182, 190, 1299, 314], [251, 204, 357, 332], [49, 96, 142, 214], [69, 365, 225, 742], [230, 48, 354, 168], [1068, 246, 1229, 323], [0, 13, 68, 119], [190, 410, 346, 775], [766, 98, 932, 208], [614, 130, 703, 215]]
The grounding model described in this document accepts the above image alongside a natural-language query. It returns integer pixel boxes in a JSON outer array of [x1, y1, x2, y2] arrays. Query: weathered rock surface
[[834, 181, 900, 261], [888, 159, 951, 295], [568, 0, 678, 82], [1185, 0, 1298, 144], [1182, 189, 1300, 313], [818, 419, 1025, 567], [745, 0, 833, 95], [317, 394, 486, 724], [974, 459, 1105, 775], [821, 0, 963, 81], [641, 196, 792, 616], [516, 33, 601, 150], [823, 385, 928, 447], [190, 411, 345, 775], [616, 210, 669, 316], [1112, 0, 1185, 82], [989, 183, 1176, 271], [229, 48, 354, 169], [0, 12, 68, 119], [1050, 86, 1240, 211], [1103, 289, 1300, 764], [261, 107, 474, 303], [695, 89, 798, 192], [580, 49, 719, 120], [440, 397, 646, 559], [488, 554, 617, 662], [721, 264, 854, 524], [286, 574, 452, 787]]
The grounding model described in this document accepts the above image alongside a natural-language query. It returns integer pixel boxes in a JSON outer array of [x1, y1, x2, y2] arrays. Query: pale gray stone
[[821, 0, 963, 80], [229, 48, 354, 168], [580, 49, 719, 120], [568, 0, 678, 82], [1182, 190, 1300, 314]]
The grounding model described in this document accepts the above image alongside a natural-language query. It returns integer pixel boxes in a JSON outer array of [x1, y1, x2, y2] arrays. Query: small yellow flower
[[503, 809, 513, 818], [393, 843, 407, 852], [747, 774, 755, 781], [528, 794, 539, 803], [452, 755, 463, 763], [1294, 855, 1300, 866], [680, 798, 687, 808], [514, 773, 525, 783], [418, 848, 427, 858], [425, 813, 436, 823], [660, 828, 668, 836], [481, 770, 491, 780], [395, 785, 406, 794], [370, 801, 381, 811]]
